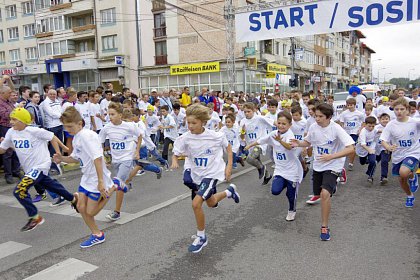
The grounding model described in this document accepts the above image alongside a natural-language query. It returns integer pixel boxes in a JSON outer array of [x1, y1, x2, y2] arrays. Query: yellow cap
[[10, 108, 31, 125], [262, 109, 269, 114], [147, 105, 155, 112], [382, 96, 389, 102]]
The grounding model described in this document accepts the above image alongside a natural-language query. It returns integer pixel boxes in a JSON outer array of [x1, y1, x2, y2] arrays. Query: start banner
[[235, 0, 420, 42]]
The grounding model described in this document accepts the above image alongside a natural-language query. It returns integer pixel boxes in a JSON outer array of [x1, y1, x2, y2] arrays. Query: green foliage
[[389, 77, 420, 89]]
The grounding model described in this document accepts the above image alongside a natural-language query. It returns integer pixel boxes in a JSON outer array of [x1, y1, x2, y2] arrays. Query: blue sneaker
[[405, 196, 415, 208], [257, 165, 266, 179], [188, 235, 207, 253], [320, 227, 331, 241], [80, 232, 105, 248], [227, 184, 240, 203], [164, 160, 170, 171], [113, 177, 127, 193], [409, 174, 418, 193]]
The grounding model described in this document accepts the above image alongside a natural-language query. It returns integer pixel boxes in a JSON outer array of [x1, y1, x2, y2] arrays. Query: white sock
[[408, 195, 414, 198], [225, 189, 232, 198], [197, 230, 205, 238]]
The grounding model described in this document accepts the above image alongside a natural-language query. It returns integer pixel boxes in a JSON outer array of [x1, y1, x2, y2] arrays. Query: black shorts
[[312, 170, 339, 196]]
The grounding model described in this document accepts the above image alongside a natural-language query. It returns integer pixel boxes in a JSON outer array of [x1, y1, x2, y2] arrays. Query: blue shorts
[[64, 130, 73, 138], [78, 186, 101, 201], [196, 178, 218, 201], [350, 134, 359, 143], [392, 157, 419, 176]]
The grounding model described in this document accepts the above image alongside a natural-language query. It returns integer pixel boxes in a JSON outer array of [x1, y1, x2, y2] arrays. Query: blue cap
[[349, 86, 361, 95]]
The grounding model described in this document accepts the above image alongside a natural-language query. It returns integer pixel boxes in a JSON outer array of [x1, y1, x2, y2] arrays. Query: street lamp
[[377, 67, 387, 84], [371, 58, 382, 83], [383, 72, 392, 83], [408, 68, 415, 81]]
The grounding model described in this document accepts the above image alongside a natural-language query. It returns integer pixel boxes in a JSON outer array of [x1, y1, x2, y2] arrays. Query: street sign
[[115, 56, 124, 66], [244, 47, 256, 57], [266, 73, 276, 78], [295, 48, 304, 61]]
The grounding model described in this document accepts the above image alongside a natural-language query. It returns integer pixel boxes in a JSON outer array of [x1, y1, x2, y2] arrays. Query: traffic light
[[289, 74, 299, 87]]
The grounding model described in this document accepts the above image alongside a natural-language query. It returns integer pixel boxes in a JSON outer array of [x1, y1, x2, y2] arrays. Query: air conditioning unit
[[15, 61, 23, 67]]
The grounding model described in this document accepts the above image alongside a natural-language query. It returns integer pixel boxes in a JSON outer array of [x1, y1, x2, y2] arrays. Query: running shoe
[[50, 162, 63, 176], [405, 196, 415, 208], [285, 211, 296, 221], [227, 184, 240, 203], [320, 227, 331, 241], [348, 163, 354, 171], [188, 235, 208, 253], [21, 216, 45, 232], [258, 165, 266, 179], [306, 195, 321, 204], [71, 192, 79, 213], [409, 174, 418, 193], [339, 168, 347, 184], [127, 183, 133, 192], [80, 232, 105, 248], [106, 211, 121, 221], [303, 168, 309, 179], [380, 177, 388, 185], [367, 177, 373, 185], [164, 160, 170, 171], [32, 193, 47, 203], [113, 177, 127, 193], [157, 167, 163, 179], [237, 157, 245, 167], [262, 174, 273, 185], [136, 170, 145, 176], [50, 196, 65, 207]]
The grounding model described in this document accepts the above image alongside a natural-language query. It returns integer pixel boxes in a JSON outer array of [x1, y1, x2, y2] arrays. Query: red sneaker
[[306, 195, 321, 204], [339, 168, 347, 184]]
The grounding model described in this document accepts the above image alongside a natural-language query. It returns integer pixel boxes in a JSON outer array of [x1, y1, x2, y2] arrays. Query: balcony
[[153, 27, 167, 39], [53, 53, 76, 59], [35, 32, 54, 38], [155, 55, 167, 65], [50, 2, 72, 11], [73, 24, 96, 33]]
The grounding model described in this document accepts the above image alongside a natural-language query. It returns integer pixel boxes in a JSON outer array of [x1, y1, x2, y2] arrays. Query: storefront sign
[[267, 63, 287, 74], [244, 47, 256, 56], [236, 0, 420, 42], [1, 68, 17, 75], [170, 62, 220, 75], [266, 73, 276, 78]]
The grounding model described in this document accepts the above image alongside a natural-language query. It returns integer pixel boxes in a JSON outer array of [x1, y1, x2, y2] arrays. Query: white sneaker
[[285, 211, 296, 221]]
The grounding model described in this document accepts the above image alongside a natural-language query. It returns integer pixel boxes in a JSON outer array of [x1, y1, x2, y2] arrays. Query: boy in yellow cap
[[0, 108, 79, 232]]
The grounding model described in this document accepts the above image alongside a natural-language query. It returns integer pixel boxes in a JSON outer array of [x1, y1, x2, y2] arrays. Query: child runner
[[291, 103, 355, 241], [219, 113, 244, 169], [355, 116, 378, 184], [171, 104, 240, 253], [0, 108, 78, 232], [159, 105, 178, 166], [291, 105, 309, 177], [245, 111, 303, 221], [380, 98, 420, 208], [99, 103, 141, 221], [53, 107, 116, 248], [339, 98, 364, 171], [375, 113, 391, 185], [145, 105, 161, 146], [240, 102, 274, 185], [74, 91, 92, 130]]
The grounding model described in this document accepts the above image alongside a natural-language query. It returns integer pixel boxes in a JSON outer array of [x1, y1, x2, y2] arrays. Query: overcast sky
[[360, 22, 420, 82]]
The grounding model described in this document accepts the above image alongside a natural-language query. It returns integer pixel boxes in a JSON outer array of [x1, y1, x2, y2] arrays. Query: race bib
[[25, 168, 41, 180]]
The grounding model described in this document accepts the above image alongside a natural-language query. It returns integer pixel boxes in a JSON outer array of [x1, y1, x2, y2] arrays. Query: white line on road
[[23, 258, 98, 280], [0, 241, 31, 260]]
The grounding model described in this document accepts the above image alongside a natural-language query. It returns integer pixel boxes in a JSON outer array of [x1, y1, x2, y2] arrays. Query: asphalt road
[[0, 159, 419, 280]]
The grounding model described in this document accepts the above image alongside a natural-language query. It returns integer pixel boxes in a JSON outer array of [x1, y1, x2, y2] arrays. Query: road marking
[[0, 241, 31, 260], [115, 160, 270, 225], [0, 195, 133, 222], [23, 258, 98, 280]]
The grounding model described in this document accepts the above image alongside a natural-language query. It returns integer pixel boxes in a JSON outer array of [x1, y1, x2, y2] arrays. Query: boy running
[[356, 116, 378, 184]]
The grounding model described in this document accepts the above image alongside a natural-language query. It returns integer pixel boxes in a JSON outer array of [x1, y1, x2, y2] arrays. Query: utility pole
[[290, 37, 296, 88], [224, 0, 236, 93]]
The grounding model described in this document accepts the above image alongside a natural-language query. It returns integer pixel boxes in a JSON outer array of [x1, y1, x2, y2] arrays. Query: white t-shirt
[[99, 99, 110, 124], [90, 103, 103, 130], [0, 126, 53, 174], [173, 129, 228, 184], [380, 117, 420, 164], [356, 127, 377, 157], [259, 130, 303, 183], [172, 111, 188, 134], [347, 94, 366, 112], [206, 115, 221, 131], [305, 121, 355, 172], [291, 119, 307, 141], [239, 114, 273, 154], [220, 125, 240, 153], [61, 101, 74, 113], [374, 124, 387, 155], [145, 114, 160, 135], [99, 121, 140, 163], [375, 105, 396, 120], [305, 116, 316, 133], [161, 114, 178, 141], [339, 110, 365, 135], [136, 121, 155, 150], [71, 129, 114, 192], [264, 112, 278, 132], [75, 102, 92, 129], [138, 100, 150, 112]]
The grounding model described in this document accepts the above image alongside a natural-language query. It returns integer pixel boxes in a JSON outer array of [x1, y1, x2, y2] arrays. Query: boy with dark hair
[[356, 116, 378, 184]]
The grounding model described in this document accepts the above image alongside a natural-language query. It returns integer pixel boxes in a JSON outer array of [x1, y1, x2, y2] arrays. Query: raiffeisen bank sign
[[235, 0, 420, 42]]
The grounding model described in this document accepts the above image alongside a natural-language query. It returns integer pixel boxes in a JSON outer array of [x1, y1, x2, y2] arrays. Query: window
[[6, 5, 17, 18], [0, 52, 5, 63], [22, 2, 34, 15], [78, 41, 88, 52], [102, 35, 117, 50], [51, 0, 63, 6], [9, 49, 20, 62], [282, 44, 287, 57], [25, 47, 37, 60], [0, 30, 3, 43], [36, 16, 65, 33], [155, 41, 167, 56], [0, 9, 2, 21], [275, 42, 280, 55], [153, 12, 166, 37], [8, 27, 19, 40], [35, 0, 50, 9], [24, 24, 35, 37], [101, 8, 116, 24], [53, 42, 60, 55]]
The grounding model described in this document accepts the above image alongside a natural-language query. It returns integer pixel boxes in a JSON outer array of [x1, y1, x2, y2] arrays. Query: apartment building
[[0, 0, 140, 92], [137, 0, 376, 94]]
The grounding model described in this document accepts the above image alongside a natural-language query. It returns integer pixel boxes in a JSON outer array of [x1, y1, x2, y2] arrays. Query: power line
[[177, 0, 224, 17]]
